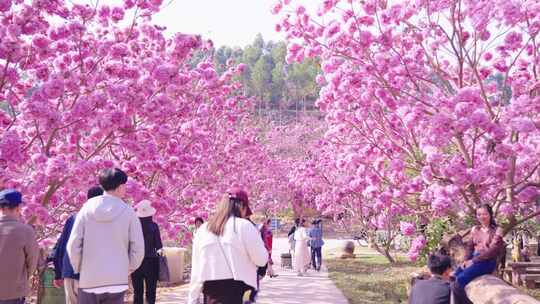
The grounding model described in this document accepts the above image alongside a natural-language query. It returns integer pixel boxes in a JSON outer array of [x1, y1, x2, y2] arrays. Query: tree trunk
[[369, 237, 397, 264], [465, 275, 538, 303]]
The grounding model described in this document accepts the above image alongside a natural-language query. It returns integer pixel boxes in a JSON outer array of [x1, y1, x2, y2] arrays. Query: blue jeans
[[455, 254, 497, 287], [0, 298, 25, 304]]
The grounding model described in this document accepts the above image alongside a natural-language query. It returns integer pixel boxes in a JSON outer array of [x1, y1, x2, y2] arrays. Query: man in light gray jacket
[[67, 168, 144, 304]]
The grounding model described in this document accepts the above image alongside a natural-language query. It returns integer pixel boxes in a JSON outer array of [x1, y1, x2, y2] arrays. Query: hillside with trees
[[197, 34, 322, 123]]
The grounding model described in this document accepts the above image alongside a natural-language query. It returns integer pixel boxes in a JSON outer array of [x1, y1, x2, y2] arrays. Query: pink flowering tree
[[275, 0, 540, 259], [289, 136, 405, 262], [0, 0, 278, 243]]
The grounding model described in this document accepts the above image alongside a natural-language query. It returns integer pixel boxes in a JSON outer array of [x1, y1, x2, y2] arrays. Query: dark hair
[[294, 218, 300, 225], [0, 205, 18, 211], [207, 195, 247, 235], [477, 204, 497, 228], [99, 168, 128, 191], [194, 217, 204, 225], [87, 186, 104, 199], [427, 253, 452, 275]]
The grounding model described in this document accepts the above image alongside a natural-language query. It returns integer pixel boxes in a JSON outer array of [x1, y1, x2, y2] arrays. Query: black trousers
[[0, 299, 25, 304], [131, 257, 159, 304], [311, 247, 322, 270], [202, 279, 249, 304], [78, 291, 124, 304]]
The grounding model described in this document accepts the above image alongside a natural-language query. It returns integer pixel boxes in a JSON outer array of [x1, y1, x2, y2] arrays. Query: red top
[[261, 226, 273, 252]]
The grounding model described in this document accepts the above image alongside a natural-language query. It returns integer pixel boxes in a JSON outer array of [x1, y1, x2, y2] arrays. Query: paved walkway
[[256, 265, 348, 304], [156, 237, 350, 304]]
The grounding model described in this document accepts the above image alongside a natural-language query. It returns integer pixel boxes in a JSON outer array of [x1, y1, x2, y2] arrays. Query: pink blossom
[[431, 198, 451, 214], [111, 7, 125, 22], [499, 203, 515, 216], [400, 221, 416, 236], [504, 32, 523, 51], [517, 186, 538, 203], [111, 43, 129, 58], [42, 78, 65, 99], [152, 64, 177, 84], [32, 35, 51, 49], [0, 0, 11, 12], [271, 2, 282, 15], [511, 118, 537, 133]]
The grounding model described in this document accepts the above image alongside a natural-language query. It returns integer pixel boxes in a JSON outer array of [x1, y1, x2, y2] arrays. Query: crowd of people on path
[[2, 167, 510, 304], [410, 204, 505, 304], [0, 167, 290, 304], [0, 168, 165, 304], [287, 218, 325, 276]]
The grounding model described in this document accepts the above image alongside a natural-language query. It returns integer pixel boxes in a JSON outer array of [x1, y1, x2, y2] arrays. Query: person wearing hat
[[0, 189, 39, 304], [131, 200, 163, 304], [188, 188, 268, 304]]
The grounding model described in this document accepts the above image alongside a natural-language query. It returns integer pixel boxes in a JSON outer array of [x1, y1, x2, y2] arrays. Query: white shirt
[[188, 217, 268, 304], [83, 285, 128, 294], [294, 227, 309, 241]]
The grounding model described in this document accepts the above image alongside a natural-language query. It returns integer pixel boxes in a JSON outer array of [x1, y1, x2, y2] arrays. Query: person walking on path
[[287, 218, 299, 255], [308, 219, 324, 271], [0, 189, 39, 304], [67, 168, 145, 304], [52, 186, 103, 304], [293, 219, 310, 276], [261, 219, 277, 278], [131, 200, 163, 304], [188, 188, 268, 304]]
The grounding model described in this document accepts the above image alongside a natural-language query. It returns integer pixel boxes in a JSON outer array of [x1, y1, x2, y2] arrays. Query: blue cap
[[0, 189, 22, 207]]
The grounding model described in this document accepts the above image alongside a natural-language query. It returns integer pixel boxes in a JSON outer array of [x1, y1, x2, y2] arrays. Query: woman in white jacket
[[188, 188, 268, 304], [293, 219, 310, 276]]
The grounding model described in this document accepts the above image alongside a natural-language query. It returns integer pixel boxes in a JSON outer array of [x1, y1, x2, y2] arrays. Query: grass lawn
[[326, 254, 419, 304], [327, 254, 540, 303]]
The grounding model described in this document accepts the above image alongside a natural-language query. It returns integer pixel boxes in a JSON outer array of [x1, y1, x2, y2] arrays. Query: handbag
[[158, 251, 170, 282]]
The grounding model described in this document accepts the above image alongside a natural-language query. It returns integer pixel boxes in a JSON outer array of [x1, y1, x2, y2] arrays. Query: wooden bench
[[522, 274, 540, 289], [507, 262, 540, 287]]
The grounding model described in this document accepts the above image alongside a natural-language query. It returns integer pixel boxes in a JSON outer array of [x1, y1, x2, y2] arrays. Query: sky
[[152, 0, 286, 48]]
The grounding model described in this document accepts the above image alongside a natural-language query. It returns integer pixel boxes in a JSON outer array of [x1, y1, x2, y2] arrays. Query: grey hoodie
[[67, 193, 144, 289]]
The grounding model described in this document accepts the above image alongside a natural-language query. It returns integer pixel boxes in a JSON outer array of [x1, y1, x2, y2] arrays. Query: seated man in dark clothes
[[409, 252, 453, 304]]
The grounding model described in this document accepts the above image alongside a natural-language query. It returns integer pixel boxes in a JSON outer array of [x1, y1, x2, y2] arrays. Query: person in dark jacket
[[288, 218, 300, 254], [132, 200, 163, 304], [53, 186, 103, 304], [409, 252, 453, 304]]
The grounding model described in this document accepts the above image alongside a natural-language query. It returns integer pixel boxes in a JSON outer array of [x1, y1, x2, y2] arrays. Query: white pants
[[64, 278, 79, 304]]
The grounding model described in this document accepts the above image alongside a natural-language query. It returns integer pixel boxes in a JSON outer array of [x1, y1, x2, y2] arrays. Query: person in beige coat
[[0, 189, 39, 304]]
